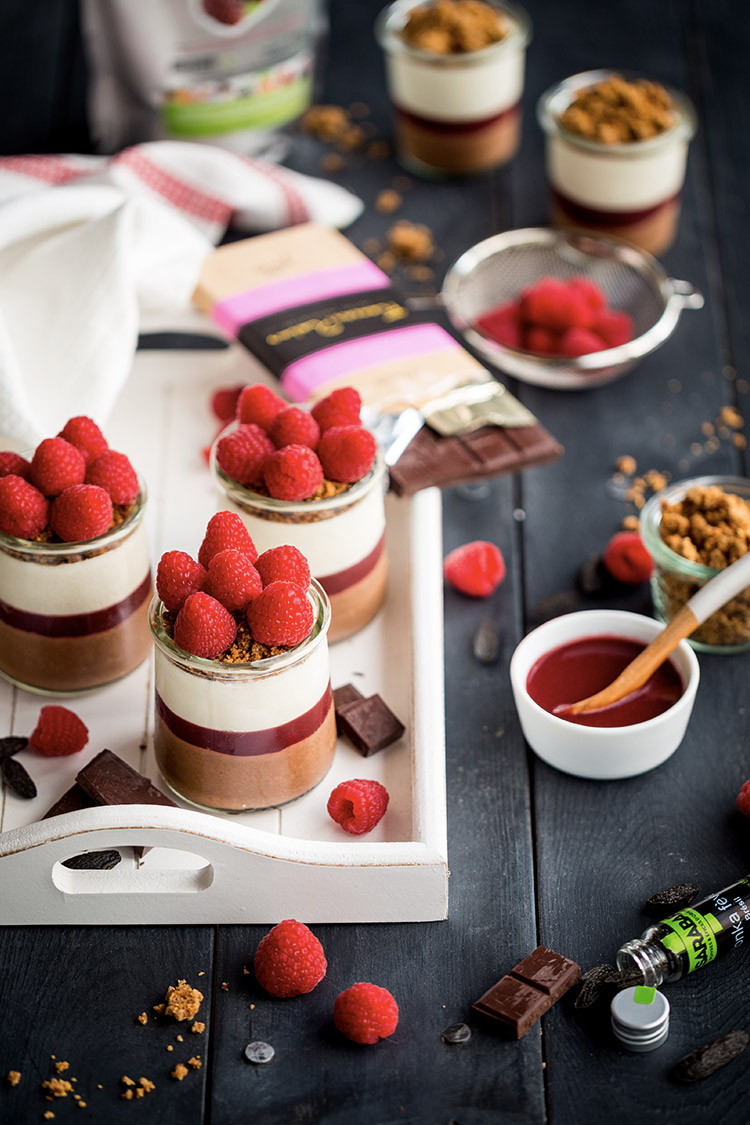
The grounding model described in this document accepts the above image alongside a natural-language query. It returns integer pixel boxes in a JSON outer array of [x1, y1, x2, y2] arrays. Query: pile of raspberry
[[0, 417, 139, 543], [475, 275, 634, 358], [156, 512, 316, 659], [213, 384, 377, 502]]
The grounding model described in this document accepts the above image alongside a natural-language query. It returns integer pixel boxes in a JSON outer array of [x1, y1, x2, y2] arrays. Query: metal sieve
[[440, 227, 704, 390]]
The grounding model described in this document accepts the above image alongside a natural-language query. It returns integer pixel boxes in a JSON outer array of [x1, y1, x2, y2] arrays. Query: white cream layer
[[547, 133, 689, 210], [385, 40, 525, 122]]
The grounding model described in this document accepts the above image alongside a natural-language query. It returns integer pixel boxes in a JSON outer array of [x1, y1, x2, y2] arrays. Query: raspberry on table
[[0, 475, 49, 539], [59, 416, 109, 464], [0, 451, 31, 479], [215, 424, 274, 487], [255, 545, 311, 591], [198, 511, 258, 569], [49, 484, 113, 543], [236, 384, 287, 432], [211, 384, 244, 423], [327, 778, 389, 835], [173, 592, 237, 659], [246, 581, 314, 647], [311, 387, 362, 432], [205, 549, 263, 612], [253, 919, 327, 998], [157, 551, 207, 614], [30, 437, 86, 498], [737, 778, 750, 817], [333, 983, 399, 1045], [269, 407, 320, 451], [443, 541, 506, 598], [30, 705, 88, 757], [317, 425, 377, 484], [263, 445, 324, 501], [602, 531, 653, 584], [85, 450, 139, 505]]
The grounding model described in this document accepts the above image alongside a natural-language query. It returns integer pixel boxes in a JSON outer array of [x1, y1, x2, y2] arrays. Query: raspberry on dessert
[[0, 475, 49, 539], [215, 424, 274, 488], [253, 919, 327, 998], [318, 425, 377, 484], [443, 540, 506, 597], [246, 580, 314, 647], [737, 778, 750, 818], [205, 549, 263, 612], [29, 705, 88, 757], [173, 591, 237, 659], [59, 416, 109, 464], [30, 437, 86, 498], [49, 483, 113, 543], [85, 450, 139, 505], [198, 511, 258, 569], [602, 531, 653, 584], [269, 407, 321, 451], [263, 444, 324, 501], [0, 451, 31, 479], [327, 778, 389, 835], [595, 309, 634, 348], [203, 0, 245, 26], [157, 551, 207, 614], [236, 384, 287, 432], [333, 983, 399, 1045], [311, 387, 362, 432], [476, 302, 523, 348], [211, 384, 244, 423], [255, 545, 311, 591], [557, 327, 609, 357]]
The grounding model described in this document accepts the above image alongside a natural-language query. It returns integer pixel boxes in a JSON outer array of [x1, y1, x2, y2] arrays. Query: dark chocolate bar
[[336, 694, 405, 757], [472, 946, 580, 1038], [76, 749, 176, 808], [43, 783, 96, 819]]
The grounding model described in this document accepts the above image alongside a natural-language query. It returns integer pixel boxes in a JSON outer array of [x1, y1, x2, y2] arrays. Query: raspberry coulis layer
[[0, 571, 152, 636], [318, 533, 385, 596], [393, 100, 520, 134], [551, 186, 681, 227]]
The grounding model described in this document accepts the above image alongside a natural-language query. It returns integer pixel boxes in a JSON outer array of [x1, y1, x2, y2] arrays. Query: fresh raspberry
[[29, 705, 88, 757], [333, 983, 399, 1045], [602, 531, 653, 584], [270, 407, 320, 451], [246, 581, 314, 647], [557, 327, 608, 357], [211, 384, 244, 423], [311, 387, 362, 432], [476, 301, 523, 348], [737, 778, 750, 817], [524, 326, 559, 355], [202, 0, 245, 25], [443, 540, 506, 597], [205, 549, 263, 612], [0, 451, 31, 479], [568, 278, 606, 315], [236, 384, 287, 432], [318, 426, 377, 484], [198, 511, 258, 569], [595, 309, 634, 348], [85, 450, 139, 505], [215, 424, 274, 487], [263, 445, 323, 501], [156, 551, 207, 614], [173, 591, 237, 658], [520, 278, 577, 331], [49, 484, 113, 543], [327, 778, 389, 835], [255, 545, 310, 591], [253, 919, 327, 998], [0, 475, 49, 539], [58, 416, 109, 464], [30, 437, 86, 498]]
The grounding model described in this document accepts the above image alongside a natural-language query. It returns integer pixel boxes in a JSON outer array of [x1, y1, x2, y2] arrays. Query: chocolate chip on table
[[0, 736, 28, 760], [473, 619, 500, 665], [643, 882, 701, 914], [672, 1030, 749, 1083], [61, 850, 122, 871], [244, 1041, 275, 1065], [1, 756, 37, 799], [441, 1023, 472, 1044]]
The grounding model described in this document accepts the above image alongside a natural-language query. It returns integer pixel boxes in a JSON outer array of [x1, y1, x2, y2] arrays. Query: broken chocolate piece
[[472, 946, 580, 1038], [336, 694, 405, 756], [1, 756, 37, 800], [62, 850, 122, 870], [43, 784, 96, 819], [76, 749, 176, 808], [333, 683, 365, 729], [0, 736, 28, 760]]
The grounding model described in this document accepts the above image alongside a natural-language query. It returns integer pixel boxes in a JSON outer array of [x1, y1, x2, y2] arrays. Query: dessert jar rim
[[375, 0, 532, 64], [0, 477, 148, 558], [640, 474, 750, 581], [149, 577, 331, 678], [536, 68, 698, 154]]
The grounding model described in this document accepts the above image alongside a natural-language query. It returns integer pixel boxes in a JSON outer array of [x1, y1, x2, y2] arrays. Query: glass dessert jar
[[213, 447, 388, 643], [0, 484, 152, 694], [149, 580, 336, 811], [537, 70, 697, 257], [640, 475, 750, 653], [375, 0, 532, 177]]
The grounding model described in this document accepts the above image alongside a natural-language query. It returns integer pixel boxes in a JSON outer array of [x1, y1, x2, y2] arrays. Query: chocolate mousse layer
[[551, 192, 681, 257], [393, 103, 521, 175], [327, 545, 389, 643]]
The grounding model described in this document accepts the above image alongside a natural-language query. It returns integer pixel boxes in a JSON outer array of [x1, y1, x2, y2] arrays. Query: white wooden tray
[[0, 348, 448, 924]]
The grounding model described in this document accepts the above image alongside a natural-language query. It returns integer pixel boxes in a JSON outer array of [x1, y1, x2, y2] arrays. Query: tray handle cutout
[[52, 848, 214, 896]]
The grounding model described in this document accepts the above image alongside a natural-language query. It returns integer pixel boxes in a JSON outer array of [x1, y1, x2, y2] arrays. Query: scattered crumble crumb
[[221, 982, 229, 992], [320, 152, 345, 174], [171, 1064, 189, 1081], [77, 1102, 86, 1109], [7, 1070, 21, 1086], [135, 1088, 144, 1099], [362, 237, 381, 257], [733, 432, 747, 449], [243, 967, 250, 976], [166, 1046, 174, 1052], [375, 189, 402, 215], [718, 405, 744, 429], [164, 980, 204, 1022], [137, 1012, 148, 1025], [188, 1057, 202, 1070], [42, 1078, 73, 1099], [176, 1035, 183, 1043], [616, 455, 637, 475], [366, 139, 390, 159], [121, 1076, 135, 1087], [406, 264, 434, 282], [139, 1078, 155, 1092], [375, 251, 396, 273], [54, 1062, 69, 1075], [198, 972, 205, 977], [249, 1004, 255, 1010], [122, 1089, 134, 1101], [386, 219, 434, 262], [621, 515, 640, 531], [44, 1114, 55, 1121], [153, 1004, 165, 1015], [191, 1022, 205, 1034], [97, 1085, 103, 1090]]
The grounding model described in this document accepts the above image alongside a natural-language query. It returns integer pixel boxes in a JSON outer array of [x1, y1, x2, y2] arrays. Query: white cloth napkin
[[0, 142, 363, 448]]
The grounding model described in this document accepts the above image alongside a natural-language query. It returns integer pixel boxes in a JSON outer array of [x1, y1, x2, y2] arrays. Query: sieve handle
[[668, 278, 704, 311]]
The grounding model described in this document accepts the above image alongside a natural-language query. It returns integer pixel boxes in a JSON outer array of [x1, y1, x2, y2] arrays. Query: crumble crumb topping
[[164, 980, 204, 1022]]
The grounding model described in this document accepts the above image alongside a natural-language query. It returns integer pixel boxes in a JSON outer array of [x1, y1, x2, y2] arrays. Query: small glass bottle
[[617, 875, 750, 986]]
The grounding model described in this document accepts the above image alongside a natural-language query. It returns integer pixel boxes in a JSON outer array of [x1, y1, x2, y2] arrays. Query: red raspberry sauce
[[526, 634, 684, 728]]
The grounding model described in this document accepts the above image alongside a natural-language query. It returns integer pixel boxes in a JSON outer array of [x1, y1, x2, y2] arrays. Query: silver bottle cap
[[611, 985, 670, 1053]]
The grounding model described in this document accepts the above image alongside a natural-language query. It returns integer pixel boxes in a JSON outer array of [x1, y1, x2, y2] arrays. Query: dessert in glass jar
[[0, 419, 151, 694], [151, 513, 336, 811], [211, 384, 388, 643]]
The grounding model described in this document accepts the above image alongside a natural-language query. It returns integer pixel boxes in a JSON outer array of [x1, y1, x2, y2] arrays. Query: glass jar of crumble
[[212, 446, 388, 643], [640, 475, 750, 653], [149, 580, 336, 812], [0, 483, 152, 694]]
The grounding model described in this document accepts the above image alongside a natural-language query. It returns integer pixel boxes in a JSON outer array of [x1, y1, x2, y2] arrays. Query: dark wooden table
[[1, 1, 749, 1122]]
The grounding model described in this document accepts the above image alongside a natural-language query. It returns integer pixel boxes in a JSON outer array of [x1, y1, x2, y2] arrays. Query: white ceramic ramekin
[[509, 609, 700, 780]]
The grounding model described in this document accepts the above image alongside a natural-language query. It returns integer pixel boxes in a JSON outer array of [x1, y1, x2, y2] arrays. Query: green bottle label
[[659, 908, 720, 973]]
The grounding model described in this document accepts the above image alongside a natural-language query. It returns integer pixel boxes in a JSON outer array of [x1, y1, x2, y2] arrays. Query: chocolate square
[[43, 783, 96, 819], [335, 694, 405, 757], [472, 977, 551, 1039], [76, 749, 176, 808], [510, 946, 581, 996]]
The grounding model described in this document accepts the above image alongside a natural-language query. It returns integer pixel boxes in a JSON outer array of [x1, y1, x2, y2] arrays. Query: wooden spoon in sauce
[[567, 551, 750, 716]]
